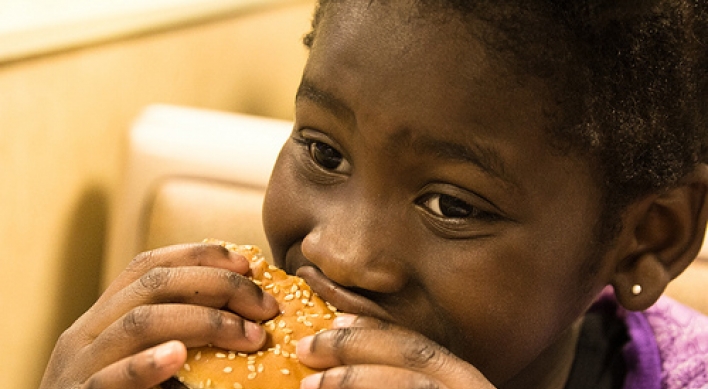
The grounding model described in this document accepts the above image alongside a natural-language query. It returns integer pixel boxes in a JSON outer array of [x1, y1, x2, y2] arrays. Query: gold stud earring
[[631, 284, 642, 295]]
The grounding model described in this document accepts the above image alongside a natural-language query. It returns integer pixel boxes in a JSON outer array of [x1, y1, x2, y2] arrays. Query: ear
[[612, 164, 708, 311]]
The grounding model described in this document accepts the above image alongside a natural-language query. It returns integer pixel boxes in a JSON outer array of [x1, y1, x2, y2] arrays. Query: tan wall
[[0, 1, 313, 387]]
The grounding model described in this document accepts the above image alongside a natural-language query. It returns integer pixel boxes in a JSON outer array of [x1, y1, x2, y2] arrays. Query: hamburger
[[159, 241, 339, 389]]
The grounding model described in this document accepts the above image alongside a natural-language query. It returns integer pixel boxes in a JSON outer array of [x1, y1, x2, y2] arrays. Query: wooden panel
[[0, 1, 313, 387]]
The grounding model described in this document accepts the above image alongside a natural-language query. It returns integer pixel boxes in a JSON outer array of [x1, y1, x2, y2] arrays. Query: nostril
[[300, 232, 408, 295], [300, 230, 354, 282], [299, 207, 414, 294]]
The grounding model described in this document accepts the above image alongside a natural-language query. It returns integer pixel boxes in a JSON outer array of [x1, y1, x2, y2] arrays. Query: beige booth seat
[[103, 104, 708, 314], [102, 104, 290, 287]]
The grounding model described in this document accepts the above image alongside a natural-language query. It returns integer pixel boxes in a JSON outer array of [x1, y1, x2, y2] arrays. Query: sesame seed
[[248, 365, 256, 372], [303, 290, 311, 298], [284, 335, 291, 344], [234, 383, 244, 389], [278, 320, 286, 328], [248, 372, 257, 380], [252, 279, 262, 286], [264, 283, 275, 290], [224, 367, 233, 373], [281, 369, 291, 375], [228, 352, 236, 360], [195, 351, 202, 361], [284, 294, 295, 301], [264, 272, 273, 280], [302, 299, 310, 305], [258, 364, 264, 373], [290, 285, 299, 293], [183, 363, 191, 372], [282, 351, 290, 358], [238, 353, 248, 357], [324, 314, 332, 320], [216, 352, 227, 358], [273, 286, 280, 294]]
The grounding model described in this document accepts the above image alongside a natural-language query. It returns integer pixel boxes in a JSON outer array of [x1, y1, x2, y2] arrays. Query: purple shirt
[[616, 292, 708, 389]]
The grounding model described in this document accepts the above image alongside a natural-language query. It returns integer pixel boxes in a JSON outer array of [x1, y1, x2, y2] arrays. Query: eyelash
[[292, 134, 351, 176], [416, 193, 502, 223], [292, 132, 503, 228]]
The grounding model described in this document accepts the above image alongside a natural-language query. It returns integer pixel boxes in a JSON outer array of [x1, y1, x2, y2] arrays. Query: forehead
[[304, 0, 557, 153], [310, 1, 489, 95]]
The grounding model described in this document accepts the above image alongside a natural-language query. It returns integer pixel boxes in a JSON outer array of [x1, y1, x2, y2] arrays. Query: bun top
[[168, 242, 338, 389]]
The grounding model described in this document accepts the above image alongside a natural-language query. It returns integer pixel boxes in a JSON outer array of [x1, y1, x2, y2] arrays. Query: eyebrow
[[410, 135, 518, 189], [296, 78, 355, 123], [296, 78, 517, 188]]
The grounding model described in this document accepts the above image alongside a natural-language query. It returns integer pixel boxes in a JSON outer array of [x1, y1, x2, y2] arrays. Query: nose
[[300, 203, 409, 294]]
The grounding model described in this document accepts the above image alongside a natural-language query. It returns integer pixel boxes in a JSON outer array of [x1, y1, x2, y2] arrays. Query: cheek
[[262, 152, 313, 264], [421, 227, 600, 383]]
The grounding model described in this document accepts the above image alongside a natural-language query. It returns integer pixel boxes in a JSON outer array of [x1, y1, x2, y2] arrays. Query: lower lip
[[296, 266, 394, 321]]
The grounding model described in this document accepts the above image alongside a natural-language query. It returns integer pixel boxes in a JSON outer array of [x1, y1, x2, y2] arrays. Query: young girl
[[41, 1, 708, 388]]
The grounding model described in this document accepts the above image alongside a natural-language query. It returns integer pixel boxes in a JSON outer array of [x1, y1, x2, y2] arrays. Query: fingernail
[[245, 321, 266, 343], [332, 314, 357, 328], [301, 372, 323, 389], [296, 335, 314, 357], [153, 341, 181, 367]]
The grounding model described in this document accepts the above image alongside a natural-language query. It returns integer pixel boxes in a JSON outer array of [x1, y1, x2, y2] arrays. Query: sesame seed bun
[[159, 241, 338, 389]]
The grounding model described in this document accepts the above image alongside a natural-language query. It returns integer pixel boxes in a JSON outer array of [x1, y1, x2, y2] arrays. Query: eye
[[309, 141, 345, 171], [421, 194, 474, 218], [418, 193, 503, 223], [292, 132, 352, 175]]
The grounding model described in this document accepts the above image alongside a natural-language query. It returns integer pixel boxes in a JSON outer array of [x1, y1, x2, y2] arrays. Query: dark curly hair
[[302, 0, 708, 244]]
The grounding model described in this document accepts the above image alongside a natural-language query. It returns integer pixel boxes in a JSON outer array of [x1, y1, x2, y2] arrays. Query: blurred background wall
[[0, 1, 313, 387]]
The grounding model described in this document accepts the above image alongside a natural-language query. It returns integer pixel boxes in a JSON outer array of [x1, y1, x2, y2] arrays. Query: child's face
[[263, 1, 614, 384]]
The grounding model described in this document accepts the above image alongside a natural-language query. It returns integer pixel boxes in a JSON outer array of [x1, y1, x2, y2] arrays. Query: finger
[[73, 303, 269, 379], [85, 266, 279, 336], [297, 326, 491, 388], [101, 243, 251, 300], [301, 365, 447, 389], [298, 327, 450, 369], [331, 314, 393, 330], [80, 340, 186, 389], [87, 303, 269, 366]]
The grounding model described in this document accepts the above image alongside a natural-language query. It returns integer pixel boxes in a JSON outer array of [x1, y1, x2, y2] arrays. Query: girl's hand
[[296, 314, 496, 389], [40, 243, 280, 389]]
